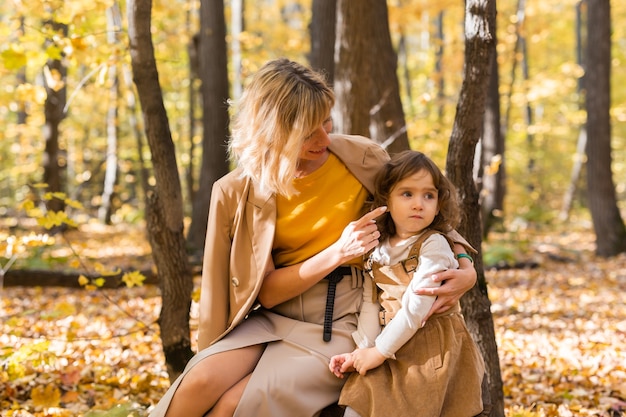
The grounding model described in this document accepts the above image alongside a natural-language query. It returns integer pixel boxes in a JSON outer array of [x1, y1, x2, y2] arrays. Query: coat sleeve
[[445, 229, 478, 255], [197, 181, 233, 350]]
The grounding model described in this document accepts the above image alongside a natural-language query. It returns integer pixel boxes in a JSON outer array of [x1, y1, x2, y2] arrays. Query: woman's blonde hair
[[228, 58, 335, 196]]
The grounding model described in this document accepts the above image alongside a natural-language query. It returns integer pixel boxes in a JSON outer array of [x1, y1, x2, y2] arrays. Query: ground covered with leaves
[[1, 224, 625, 417]]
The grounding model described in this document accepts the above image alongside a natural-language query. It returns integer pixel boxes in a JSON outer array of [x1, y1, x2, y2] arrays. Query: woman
[[149, 58, 477, 417]]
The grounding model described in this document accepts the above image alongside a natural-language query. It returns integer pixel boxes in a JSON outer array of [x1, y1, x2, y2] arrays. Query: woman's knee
[[176, 359, 225, 397], [177, 347, 264, 400]]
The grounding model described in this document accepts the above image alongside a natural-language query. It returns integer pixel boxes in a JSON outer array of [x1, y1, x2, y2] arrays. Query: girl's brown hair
[[371, 150, 460, 240]]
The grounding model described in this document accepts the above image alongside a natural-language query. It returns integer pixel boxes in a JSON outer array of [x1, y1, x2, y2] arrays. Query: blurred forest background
[[1, 0, 625, 416], [0, 0, 624, 229]]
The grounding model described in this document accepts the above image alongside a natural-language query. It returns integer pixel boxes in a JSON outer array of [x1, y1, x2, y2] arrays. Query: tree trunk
[[231, 0, 244, 100], [186, 0, 230, 255], [99, 2, 122, 225], [479, 0, 505, 237], [127, 0, 194, 381], [585, 0, 626, 257], [435, 11, 445, 123], [42, 20, 68, 214], [334, 0, 409, 154], [309, 0, 336, 86], [560, 3, 587, 222], [445, 0, 503, 415], [502, 0, 526, 145]]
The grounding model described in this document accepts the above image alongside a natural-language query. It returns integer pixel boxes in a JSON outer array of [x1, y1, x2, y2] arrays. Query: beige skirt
[[339, 308, 485, 417], [148, 270, 364, 417]]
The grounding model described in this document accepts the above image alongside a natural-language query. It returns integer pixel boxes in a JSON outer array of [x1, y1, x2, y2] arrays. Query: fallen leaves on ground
[[1, 227, 625, 416]]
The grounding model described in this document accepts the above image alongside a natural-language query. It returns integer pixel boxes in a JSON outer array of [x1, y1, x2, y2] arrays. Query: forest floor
[[1, 222, 626, 417]]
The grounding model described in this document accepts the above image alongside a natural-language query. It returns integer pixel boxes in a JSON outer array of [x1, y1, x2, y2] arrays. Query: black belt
[[323, 266, 352, 342]]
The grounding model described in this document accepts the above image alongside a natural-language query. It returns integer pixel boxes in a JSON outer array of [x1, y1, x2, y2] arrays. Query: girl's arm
[[351, 273, 382, 348]]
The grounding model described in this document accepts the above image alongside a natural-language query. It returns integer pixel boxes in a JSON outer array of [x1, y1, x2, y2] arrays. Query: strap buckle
[[401, 255, 418, 273]]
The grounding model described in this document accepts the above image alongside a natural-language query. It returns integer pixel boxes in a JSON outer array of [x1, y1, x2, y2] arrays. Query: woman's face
[[298, 117, 333, 161]]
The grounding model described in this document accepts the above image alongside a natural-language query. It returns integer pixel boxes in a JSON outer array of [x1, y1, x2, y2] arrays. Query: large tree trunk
[[309, 0, 336, 86], [127, 0, 194, 381], [334, 0, 409, 154], [479, 2, 505, 237], [445, 0, 503, 415], [186, 0, 230, 255], [585, 0, 626, 257]]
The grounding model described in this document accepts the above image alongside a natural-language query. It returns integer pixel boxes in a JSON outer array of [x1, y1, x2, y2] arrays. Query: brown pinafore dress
[[338, 230, 485, 417]]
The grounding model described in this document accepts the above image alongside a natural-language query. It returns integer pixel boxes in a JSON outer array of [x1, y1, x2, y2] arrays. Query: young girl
[[329, 150, 485, 417]]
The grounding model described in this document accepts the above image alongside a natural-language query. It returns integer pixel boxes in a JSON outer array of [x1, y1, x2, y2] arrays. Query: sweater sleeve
[[374, 234, 459, 358]]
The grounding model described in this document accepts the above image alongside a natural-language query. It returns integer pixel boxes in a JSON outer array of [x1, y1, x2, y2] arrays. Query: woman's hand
[[414, 251, 476, 324], [331, 206, 387, 264]]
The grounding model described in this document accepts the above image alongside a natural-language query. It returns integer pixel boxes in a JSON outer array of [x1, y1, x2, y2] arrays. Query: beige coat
[[197, 133, 390, 349]]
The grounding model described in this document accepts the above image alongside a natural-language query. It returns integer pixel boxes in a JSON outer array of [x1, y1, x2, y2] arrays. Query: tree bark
[[309, 0, 336, 86], [585, 0, 626, 256], [446, 0, 503, 415], [42, 20, 68, 214], [99, 2, 122, 225], [479, 0, 505, 237], [186, 0, 231, 255], [334, 0, 409, 154], [127, 0, 194, 381]]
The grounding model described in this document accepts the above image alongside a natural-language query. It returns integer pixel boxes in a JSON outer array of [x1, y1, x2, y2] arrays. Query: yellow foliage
[[43, 192, 67, 202], [0, 45, 27, 70], [31, 383, 61, 408], [78, 274, 89, 286], [19, 199, 35, 212], [65, 198, 84, 210], [54, 301, 77, 317], [192, 286, 201, 303], [122, 271, 146, 288], [37, 211, 77, 229], [95, 262, 120, 276], [485, 154, 503, 176]]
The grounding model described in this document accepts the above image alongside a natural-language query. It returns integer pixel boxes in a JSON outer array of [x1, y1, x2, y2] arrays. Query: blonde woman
[[148, 58, 477, 417]]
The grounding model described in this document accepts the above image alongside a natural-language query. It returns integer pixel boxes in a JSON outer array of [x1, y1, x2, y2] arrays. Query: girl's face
[[387, 169, 439, 240], [298, 117, 333, 161]]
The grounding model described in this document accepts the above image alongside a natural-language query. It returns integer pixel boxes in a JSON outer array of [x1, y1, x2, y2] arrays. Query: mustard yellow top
[[273, 152, 369, 268]]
